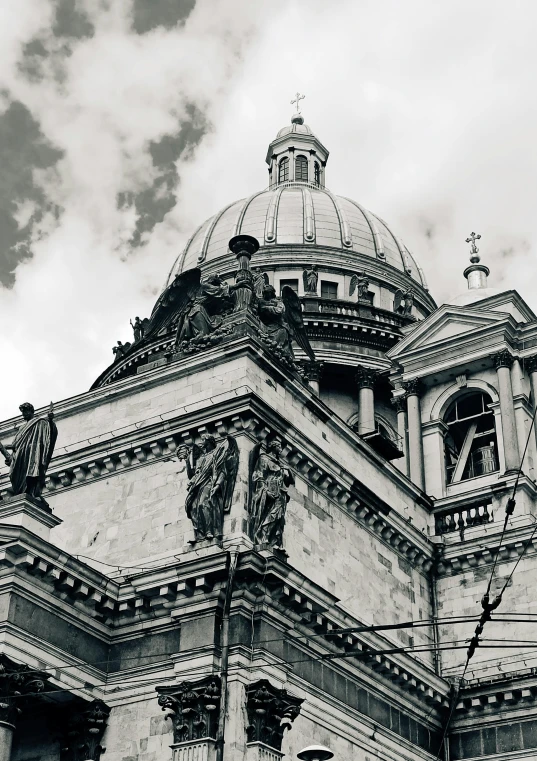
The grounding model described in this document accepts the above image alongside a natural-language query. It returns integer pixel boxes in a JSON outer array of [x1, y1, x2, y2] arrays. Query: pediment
[[389, 306, 509, 359]]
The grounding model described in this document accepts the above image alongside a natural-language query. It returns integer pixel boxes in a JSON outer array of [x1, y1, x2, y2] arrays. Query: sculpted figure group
[[178, 432, 294, 551]]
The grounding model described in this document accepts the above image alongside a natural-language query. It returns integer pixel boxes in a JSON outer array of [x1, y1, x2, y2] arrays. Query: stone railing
[[434, 501, 494, 538]]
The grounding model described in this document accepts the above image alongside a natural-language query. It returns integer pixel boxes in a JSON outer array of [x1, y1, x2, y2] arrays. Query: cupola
[[266, 97, 329, 188]]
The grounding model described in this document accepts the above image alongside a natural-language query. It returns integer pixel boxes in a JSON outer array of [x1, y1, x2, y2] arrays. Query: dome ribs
[[323, 188, 353, 248], [343, 198, 386, 260], [231, 191, 267, 239], [301, 187, 316, 243], [265, 186, 285, 244], [197, 199, 240, 264]]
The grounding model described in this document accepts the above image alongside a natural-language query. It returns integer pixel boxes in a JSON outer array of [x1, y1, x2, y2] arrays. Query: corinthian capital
[[246, 679, 304, 751], [0, 656, 51, 728], [525, 355, 537, 374], [491, 349, 514, 369], [402, 379, 422, 397], [355, 365, 379, 389]]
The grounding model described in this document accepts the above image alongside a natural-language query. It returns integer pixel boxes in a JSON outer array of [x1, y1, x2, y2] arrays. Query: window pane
[[321, 281, 338, 299], [278, 158, 289, 183], [295, 155, 308, 181], [280, 279, 299, 294]]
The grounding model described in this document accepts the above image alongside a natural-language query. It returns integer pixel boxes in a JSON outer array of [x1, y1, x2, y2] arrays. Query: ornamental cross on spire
[[291, 92, 305, 113], [466, 231, 481, 256]]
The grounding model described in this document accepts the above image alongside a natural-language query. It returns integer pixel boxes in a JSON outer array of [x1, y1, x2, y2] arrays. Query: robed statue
[[249, 438, 294, 549], [302, 265, 318, 294], [144, 268, 234, 348], [177, 434, 239, 541], [257, 284, 315, 362], [252, 268, 269, 298], [0, 402, 57, 507]]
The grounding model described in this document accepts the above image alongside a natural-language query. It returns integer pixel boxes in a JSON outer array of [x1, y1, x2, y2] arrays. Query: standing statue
[[0, 402, 57, 507], [302, 265, 318, 294], [350, 272, 370, 301], [130, 316, 145, 343], [249, 438, 294, 549], [177, 434, 239, 541], [394, 288, 414, 316], [257, 284, 315, 362], [112, 340, 127, 360], [143, 268, 233, 348], [252, 269, 269, 298]]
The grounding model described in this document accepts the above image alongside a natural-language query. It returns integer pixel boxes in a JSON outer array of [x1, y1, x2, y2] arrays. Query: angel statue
[[177, 434, 239, 541], [143, 268, 234, 348], [0, 402, 57, 507], [249, 437, 294, 549], [252, 268, 269, 298], [302, 265, 318, 294], [393, 287, 414, 316], [350, 271, 370, 302], [257, 284, 315, 363]]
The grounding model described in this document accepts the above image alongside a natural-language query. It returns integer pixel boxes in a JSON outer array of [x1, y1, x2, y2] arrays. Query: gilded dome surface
[[166, 184, 427, 288]]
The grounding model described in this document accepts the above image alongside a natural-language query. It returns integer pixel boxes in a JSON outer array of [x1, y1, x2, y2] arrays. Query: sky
[[1, 0, 536, 420]]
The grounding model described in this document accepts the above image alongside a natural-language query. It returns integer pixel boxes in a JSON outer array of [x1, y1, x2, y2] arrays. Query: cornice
[[453, 672, 537, 720]]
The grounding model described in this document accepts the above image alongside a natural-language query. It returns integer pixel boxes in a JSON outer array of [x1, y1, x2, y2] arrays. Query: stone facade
[[2, 116, 537, 761]]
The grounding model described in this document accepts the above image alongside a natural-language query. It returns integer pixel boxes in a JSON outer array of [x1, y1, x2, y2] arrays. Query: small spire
[[463, 231, 489, 290], [290, 92, 305, 124]]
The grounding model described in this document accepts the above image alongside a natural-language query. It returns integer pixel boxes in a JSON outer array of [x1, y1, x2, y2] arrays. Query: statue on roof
[[257, 284, 315, 363], [130, 316, 147, 343], [144, 268, 234, 350], [252, 268, 269, 298], [394, 287, 414, 316], [350, 272, 370, 302], [0, 402, 57, 507], [177, 434, 239, 541], [303, 265, 318, 294], [112, 340, 130, 360]]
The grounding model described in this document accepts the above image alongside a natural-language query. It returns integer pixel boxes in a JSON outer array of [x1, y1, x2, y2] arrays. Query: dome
[[449, 287, 501, 307], [166, 186, 428, 289], [276, 121, 313, 137]]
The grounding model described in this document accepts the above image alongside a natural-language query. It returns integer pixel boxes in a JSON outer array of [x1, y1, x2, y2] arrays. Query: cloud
[[1, 0, 537, 421]]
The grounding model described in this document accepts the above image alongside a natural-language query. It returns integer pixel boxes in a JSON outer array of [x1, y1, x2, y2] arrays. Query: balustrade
[[434, 502, 494, 538]]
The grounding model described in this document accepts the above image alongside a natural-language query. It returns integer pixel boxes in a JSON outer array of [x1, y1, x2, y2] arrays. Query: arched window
[[278, 157, 289, 183], [444, 391, 499, 483], [295, 155, 308, 181], [314, 161, 321, 185]]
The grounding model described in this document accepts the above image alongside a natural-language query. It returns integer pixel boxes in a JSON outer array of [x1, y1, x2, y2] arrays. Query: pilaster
[[491, 350, 520, 473], [402, 380, 425, 491]]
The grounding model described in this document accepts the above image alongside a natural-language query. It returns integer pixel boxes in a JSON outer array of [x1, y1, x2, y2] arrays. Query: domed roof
[[276, 121, 313, 137], [166, 185, 428, 288]]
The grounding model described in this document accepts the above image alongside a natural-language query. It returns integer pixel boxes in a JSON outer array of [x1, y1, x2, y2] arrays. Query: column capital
[[60, 700, 110, 761], [391, 396, 406, 414], [526, 355, 537, 374], [355, 365, 380, 389], [246, 679, 303, 751], [491, 349, 514, 369], [301, 360, 324, 382], [0, 656, 51, 729], [402, 378, 423, 397], [157, 676, 221, 743]]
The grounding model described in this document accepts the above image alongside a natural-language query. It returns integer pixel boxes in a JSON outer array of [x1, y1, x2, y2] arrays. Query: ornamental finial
[[465, 231, 481, 263], [291, 92, 305, 114]]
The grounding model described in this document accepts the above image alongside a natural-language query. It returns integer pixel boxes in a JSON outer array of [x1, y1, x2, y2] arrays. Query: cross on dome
[[291, 92, 305, 113], [466, 231, 481, 262]]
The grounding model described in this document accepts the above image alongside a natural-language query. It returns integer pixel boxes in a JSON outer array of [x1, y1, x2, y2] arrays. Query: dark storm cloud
[[131, 0, 196, 34], [117, 103, 209, 247], [0, 101, 63, 287]]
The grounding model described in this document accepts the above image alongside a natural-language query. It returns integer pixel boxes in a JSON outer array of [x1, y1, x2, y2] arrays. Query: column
[[0, 657, 51, 761], [422, 420, 448, 497], [302, 361, 323, 396], [492, 350, 520, 474], [392, 397, 408, 475], [61, 700, 110, 761], [245, 680, 303, 761], [403, 380, 425, 490], [355, 367, 377, 435], [527, 356, 537, 455]]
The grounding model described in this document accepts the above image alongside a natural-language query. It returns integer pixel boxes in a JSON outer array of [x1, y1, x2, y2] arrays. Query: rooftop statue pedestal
[[246, 741, 284, 761], [0, 494, 62, 541], [170, 739, 217, 761]]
